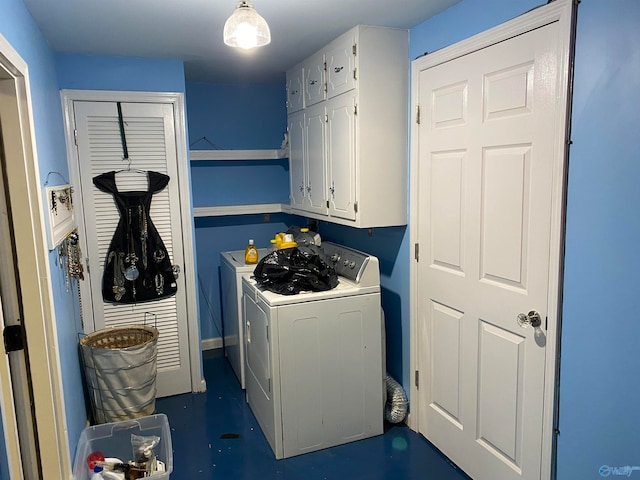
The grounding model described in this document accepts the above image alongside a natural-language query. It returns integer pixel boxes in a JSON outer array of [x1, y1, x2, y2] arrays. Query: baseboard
[[201, 337, 223, 351]]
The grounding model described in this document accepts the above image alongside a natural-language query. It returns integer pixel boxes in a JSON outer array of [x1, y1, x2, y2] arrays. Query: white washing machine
[[220, 248, 268, 388], [242, 242, 384, 459]]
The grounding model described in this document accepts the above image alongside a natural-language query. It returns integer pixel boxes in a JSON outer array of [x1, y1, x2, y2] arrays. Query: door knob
[[517, 310, 542, 328]]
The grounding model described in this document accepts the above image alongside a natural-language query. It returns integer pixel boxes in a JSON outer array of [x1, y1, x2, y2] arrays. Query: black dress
[[93, 170, 178, 304]]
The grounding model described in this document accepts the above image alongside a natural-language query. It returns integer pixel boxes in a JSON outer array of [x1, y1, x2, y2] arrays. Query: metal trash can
[[80, 325, 158, 424]]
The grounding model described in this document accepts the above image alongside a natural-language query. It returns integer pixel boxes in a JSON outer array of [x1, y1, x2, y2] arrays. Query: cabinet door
[[326, 30, 356, 99], [304, 103, 328, 215], [286, 65, 304, 113], [327, 91, 357, 221], [303, 51, 326, 107], [288, 110, 306, 209]]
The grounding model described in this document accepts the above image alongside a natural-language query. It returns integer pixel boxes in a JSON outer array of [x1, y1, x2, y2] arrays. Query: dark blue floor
[[156, 349, 470, 479]]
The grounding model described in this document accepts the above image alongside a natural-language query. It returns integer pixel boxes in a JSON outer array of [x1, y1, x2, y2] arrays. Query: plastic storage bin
[[73, 414, 173, 480]]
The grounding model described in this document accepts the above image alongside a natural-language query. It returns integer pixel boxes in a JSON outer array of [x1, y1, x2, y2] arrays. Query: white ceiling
[[23, 0, 459, 83]]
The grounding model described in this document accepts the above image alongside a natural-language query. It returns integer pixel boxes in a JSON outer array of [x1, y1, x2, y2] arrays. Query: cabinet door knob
[[334, 66, 344, 73]]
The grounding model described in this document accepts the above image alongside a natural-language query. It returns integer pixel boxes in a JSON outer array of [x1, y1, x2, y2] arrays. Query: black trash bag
[[253, 246, 338, 295]]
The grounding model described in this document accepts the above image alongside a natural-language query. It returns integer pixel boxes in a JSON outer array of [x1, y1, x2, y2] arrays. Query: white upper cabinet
[[326, 29, 357, 99], [286, 64, 304, 113], [286, 25, 408, 228], [302, 51, 326, 108]]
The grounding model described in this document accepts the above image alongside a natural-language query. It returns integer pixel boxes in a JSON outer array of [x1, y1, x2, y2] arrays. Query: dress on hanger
[[93, 170, 178, 303]]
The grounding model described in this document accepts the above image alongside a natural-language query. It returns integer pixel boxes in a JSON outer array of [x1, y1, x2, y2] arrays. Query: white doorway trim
[[0, 33, 72, 479], [0, 295, 23, 480], [408, 1, 575, 479], [60, 89, 205, 393]]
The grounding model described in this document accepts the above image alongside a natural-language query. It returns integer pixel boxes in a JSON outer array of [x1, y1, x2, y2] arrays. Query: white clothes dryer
[[242, 242, 384, 459], [220, 248, 268, 388]]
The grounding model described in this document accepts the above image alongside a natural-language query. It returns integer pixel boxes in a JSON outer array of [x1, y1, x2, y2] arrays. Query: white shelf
[[193, 203, 292, 217], [190, 149, 288, 161]]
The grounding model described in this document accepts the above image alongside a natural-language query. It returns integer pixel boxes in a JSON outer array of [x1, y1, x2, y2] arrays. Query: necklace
[[139, 205, 148, 269], [155, 273, 164, 296], [109, 251, 126, 300], [124, 207, 139, 281]]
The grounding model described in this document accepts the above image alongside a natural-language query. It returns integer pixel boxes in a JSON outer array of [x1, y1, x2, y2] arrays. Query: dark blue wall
[[186, 81, 305, 339], [186, 82, 286, 150], [185, 82, 410, 384]]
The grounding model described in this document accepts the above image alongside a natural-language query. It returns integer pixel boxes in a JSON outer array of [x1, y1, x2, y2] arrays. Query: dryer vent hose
[[384, 374, 408, 424]]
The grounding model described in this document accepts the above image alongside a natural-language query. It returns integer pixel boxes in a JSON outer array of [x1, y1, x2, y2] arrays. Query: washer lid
[[242, 276, 380, 306], [221, 249, 269, 271]]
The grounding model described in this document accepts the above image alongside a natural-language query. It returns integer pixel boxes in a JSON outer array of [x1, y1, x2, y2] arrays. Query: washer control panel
[[322, 242, 371, 283]]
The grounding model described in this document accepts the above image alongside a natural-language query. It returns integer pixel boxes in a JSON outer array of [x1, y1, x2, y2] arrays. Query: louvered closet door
[[74, 101, 191, 397]]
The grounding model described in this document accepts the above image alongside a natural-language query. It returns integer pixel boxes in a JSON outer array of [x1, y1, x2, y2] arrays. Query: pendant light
[[223, 1, 271, 49]]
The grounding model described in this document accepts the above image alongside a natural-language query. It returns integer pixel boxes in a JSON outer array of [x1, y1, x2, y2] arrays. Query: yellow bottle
[[279, 233, 298, 249], [245, 239, 258, 264]]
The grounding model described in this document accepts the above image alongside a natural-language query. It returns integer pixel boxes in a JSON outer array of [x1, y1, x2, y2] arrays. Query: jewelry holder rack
[[43, 183, 76, 250]]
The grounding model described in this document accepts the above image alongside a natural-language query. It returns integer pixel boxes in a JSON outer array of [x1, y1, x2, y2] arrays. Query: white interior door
[[73, 100, 192, 397], [415, 20, 565, 480]]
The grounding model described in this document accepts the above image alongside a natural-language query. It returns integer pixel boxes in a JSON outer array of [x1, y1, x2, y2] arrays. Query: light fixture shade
[[223, 2, 271, 49]]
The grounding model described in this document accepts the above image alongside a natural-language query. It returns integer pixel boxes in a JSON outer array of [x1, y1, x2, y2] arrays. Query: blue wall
[[315, 223, 409, 384], [0, 5, 190, 461], [54, 54, 188, 457], [185, 81, 409, 387], [56, 54, 186, 93], [185, 82, 304, 340], [186, 82, 287, 150], [186, 0, 546, 392], [411, 0, 640, 478], [0, 0, 88, 465], [557, 1, 640, 478], [2, 0, 637, 476]]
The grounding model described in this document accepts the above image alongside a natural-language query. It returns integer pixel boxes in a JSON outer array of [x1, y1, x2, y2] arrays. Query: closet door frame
[[60, 89, 205, 394]]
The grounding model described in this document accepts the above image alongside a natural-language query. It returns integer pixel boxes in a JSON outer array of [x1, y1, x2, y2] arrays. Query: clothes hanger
[[115, 157, 147, 175]]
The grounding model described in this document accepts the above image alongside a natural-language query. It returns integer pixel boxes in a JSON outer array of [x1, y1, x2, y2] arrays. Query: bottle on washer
[[245, 239, 258, 264]]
